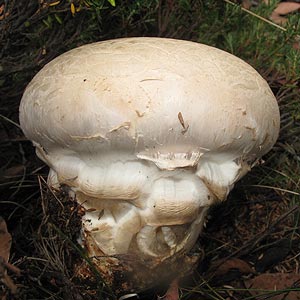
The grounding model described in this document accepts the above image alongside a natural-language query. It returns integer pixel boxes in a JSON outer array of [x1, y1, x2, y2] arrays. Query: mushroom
[[19, 37, 280, 292]]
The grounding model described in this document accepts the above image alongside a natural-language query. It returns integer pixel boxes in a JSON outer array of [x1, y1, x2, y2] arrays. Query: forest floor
[[1, 1, 300, 299]]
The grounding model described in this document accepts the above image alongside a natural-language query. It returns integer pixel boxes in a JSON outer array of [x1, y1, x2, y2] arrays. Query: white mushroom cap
[[20, 37, 279, 197], [19, 38, 280, 281]]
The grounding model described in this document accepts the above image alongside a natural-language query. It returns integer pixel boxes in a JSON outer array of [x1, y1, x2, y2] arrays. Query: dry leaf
[[271, 2, 300, 25], [245, 273, 300, 300], [3, 165, 24, 178], [0, 218, 18, 295], [0, 270, 18, 295], [70, 2, 75, 16], [0, 218, 12, 262], [158, 279, 179, 300], [0, 3, 9, 21], [293, 41, 300, 50], [273, 2, 300, 16], [271, 13, 287, 25], [210, 258, 254, 277], [242, 0, 252, 9]]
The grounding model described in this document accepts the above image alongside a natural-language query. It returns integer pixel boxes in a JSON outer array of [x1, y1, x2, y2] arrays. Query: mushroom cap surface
[[20, 37, 280, 200]]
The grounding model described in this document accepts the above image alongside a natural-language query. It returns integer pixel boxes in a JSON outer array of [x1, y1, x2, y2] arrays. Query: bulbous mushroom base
[[47, 162, 212, 294], [75, 234, 204, 295]]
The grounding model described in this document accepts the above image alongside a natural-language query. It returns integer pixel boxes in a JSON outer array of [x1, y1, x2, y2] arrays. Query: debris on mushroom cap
[[19, 37, 280, 291]]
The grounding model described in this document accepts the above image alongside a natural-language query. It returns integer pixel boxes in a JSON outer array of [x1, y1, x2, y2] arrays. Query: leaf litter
[[241, 0, 300, 50], [271, 2, 300, 25], [0, 218, 11, 262], [208, 258, 254, 278], [0, 217, 20, 298], [199, 189, 300, 299], [245, 273, 300, 300]]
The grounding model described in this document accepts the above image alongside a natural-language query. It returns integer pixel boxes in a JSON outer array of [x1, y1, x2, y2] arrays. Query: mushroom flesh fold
[[19, 38, 280, 291]]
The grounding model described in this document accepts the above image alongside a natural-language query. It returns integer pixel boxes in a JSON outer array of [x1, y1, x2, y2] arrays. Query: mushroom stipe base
[[75, 237, 203, 295]]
